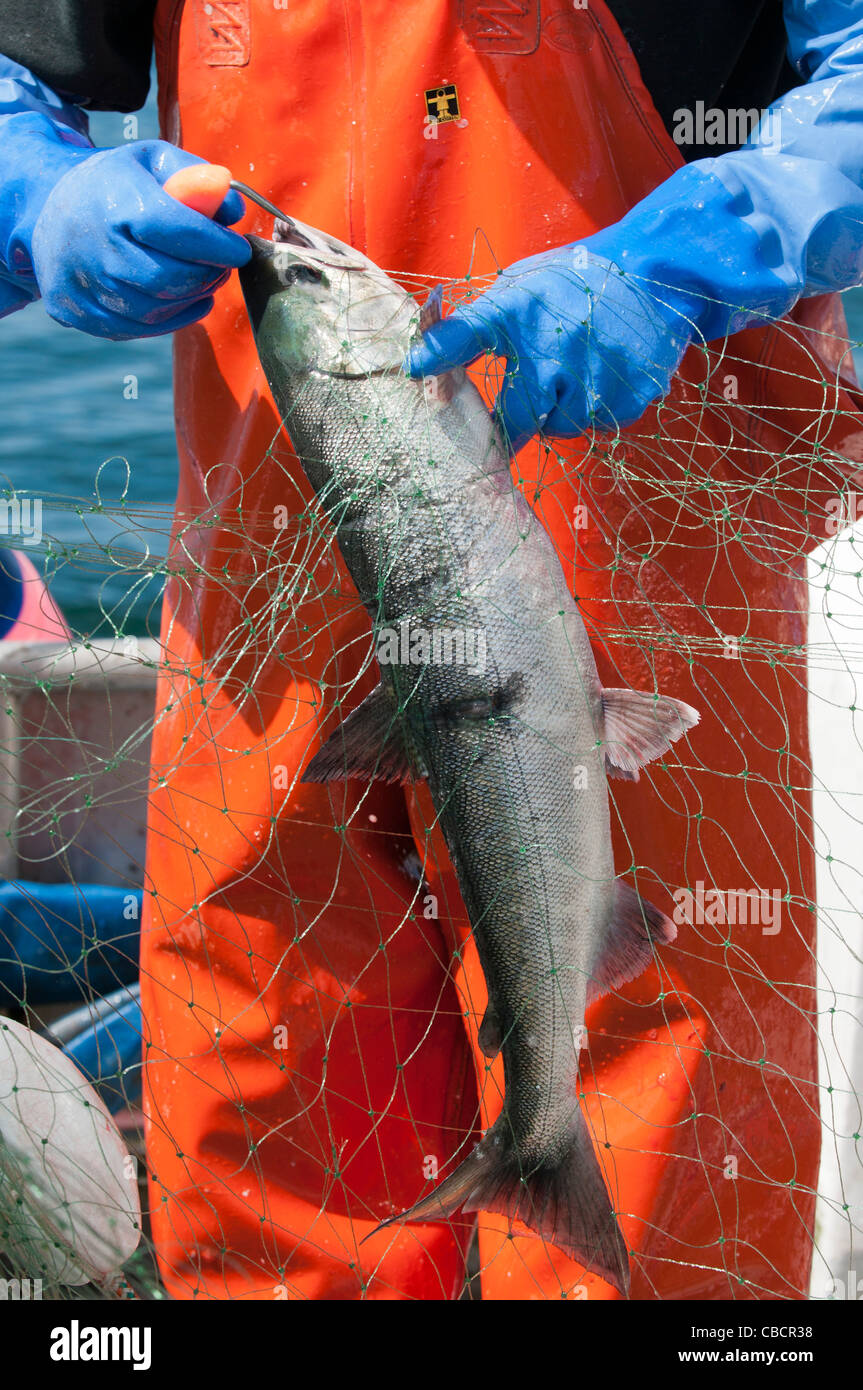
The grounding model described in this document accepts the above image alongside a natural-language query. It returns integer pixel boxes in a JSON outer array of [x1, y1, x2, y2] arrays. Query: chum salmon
[[238, 218, 698, 1295]]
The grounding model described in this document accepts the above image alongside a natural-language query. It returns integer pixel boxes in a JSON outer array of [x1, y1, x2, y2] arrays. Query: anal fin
[[587, 879, 676, 1005]]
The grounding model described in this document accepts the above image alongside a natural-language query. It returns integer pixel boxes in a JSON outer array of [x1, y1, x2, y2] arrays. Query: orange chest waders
[[143, 0, 863, 1299]]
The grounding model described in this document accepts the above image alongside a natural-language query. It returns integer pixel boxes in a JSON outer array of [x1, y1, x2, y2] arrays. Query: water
[[0, 98, 174, 638], [1, 82, 862, 635]]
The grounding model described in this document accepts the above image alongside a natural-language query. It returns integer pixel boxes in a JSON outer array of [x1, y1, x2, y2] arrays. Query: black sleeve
[[605, 0, 799, 160], [0, 0, 157, 111]]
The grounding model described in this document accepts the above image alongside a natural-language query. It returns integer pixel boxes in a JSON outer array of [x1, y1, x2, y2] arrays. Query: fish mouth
[[272, 218, 321, 252], [271, 215, 371, 272], [240, 219, 419, 375], [230, 179, 371, 272]]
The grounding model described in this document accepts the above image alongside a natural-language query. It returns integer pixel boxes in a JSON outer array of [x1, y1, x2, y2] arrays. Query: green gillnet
[[0, 262, 861, 1301]]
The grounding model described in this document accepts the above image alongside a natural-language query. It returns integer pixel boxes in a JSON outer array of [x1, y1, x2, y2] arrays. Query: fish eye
[[278, 263, 324, 285]]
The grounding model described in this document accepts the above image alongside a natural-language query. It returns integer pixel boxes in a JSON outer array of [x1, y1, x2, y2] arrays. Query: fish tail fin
[[368, 1112, 631, 1294]]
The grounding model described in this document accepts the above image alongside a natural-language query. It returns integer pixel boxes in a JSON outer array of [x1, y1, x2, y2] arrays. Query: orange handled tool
[[164, 164, 293, 225], [163, 163, 234, 218]]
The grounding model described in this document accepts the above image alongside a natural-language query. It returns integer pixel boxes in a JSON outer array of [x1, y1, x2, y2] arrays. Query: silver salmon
[[238, 219, 698, 1295]]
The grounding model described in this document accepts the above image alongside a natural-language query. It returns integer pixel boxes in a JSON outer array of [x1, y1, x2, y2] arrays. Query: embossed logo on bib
[[460, 1, 541, 56], [196, 0, 251, 67]]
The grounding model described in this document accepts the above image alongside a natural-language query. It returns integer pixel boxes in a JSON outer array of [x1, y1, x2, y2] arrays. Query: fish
[[238, 219, 699, 1295]]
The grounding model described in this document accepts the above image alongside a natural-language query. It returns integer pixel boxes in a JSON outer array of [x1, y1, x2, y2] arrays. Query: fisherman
[[0, 1, 861, 1301]]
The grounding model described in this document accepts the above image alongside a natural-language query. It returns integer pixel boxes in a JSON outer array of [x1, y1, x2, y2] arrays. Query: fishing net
[[0, 263, 862, 1303]]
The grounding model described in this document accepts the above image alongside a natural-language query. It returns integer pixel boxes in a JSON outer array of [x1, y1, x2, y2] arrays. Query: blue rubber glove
[[0, 57, 250, 338], [406, 241, 724, 450], [408, 0, 863, 450]]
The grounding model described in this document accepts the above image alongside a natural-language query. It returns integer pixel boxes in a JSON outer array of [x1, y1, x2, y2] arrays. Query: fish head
[[239, 217, 418, 378]]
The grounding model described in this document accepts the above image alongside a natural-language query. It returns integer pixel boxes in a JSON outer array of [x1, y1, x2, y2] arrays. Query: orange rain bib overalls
[[142, 0, 863, 1299]]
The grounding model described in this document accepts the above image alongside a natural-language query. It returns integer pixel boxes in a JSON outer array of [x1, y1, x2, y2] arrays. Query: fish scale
[[274, 371, 607, 1134], [239, 222, 699, 1294]]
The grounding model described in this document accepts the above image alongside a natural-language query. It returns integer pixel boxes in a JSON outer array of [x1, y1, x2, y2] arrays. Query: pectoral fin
[[419, 284, 445, 335], [586, 879, 676, 1004], [302, 683, 423, 784], [601, 688, 699, 781], [413, 283, 465, 405]]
